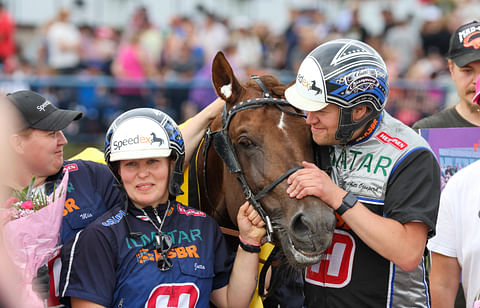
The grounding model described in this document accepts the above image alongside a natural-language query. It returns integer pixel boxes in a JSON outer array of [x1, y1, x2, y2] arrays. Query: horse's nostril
[[291, 213, 312, 237]]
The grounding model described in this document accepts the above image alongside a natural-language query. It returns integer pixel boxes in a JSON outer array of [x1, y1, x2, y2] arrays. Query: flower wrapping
[[2, 171, 69, 307]]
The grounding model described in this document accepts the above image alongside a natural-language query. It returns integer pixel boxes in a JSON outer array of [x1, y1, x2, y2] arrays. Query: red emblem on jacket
[[376, 132, 407, 150]]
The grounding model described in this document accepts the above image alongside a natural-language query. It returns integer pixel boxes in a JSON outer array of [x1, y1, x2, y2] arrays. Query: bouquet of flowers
[[6, 176, 58, 220], [2, 171, 69, 308]]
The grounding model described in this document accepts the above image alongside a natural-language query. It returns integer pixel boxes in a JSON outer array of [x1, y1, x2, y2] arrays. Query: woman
[[58, 108, 266, 308]]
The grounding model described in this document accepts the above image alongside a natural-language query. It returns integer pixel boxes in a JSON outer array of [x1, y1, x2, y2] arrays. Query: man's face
[[449, 59, 480, 111], [305, 103, 341, 145], [16, 129, 68, 177]]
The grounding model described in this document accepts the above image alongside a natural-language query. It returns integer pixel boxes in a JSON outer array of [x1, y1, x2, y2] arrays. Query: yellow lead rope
[[249, 242, 275, 308]]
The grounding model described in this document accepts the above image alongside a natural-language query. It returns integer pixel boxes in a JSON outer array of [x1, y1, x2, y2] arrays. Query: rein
[[201, 76, 306, 242]]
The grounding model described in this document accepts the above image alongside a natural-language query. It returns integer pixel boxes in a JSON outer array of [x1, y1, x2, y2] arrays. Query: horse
[[193, 51, 336, 273], [150, 132, 164, 146]]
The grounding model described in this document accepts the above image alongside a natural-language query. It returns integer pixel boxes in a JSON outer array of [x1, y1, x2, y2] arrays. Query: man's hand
[[32, 264, 50, 300], [287, 161, 343, 204]]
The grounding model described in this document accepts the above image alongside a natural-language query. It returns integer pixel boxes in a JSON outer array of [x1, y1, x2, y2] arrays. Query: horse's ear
[[212, 51, 244, 105]]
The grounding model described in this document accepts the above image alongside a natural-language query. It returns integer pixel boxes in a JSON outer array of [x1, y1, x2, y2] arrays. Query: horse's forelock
[[245, 75, 287, 98]]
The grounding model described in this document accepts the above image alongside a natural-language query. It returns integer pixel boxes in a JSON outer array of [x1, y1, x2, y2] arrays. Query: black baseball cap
[[6, 90, 82, 131], [447, 21, 480, 67]]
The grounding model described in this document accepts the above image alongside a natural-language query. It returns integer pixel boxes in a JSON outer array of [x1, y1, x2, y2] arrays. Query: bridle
[[201, 75, 306, 242]]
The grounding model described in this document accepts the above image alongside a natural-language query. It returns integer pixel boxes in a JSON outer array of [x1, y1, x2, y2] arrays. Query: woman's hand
[[236, 201, 266, 245]]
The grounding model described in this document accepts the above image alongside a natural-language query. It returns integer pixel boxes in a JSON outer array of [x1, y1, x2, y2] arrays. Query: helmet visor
[[285, 57, 329, 112]]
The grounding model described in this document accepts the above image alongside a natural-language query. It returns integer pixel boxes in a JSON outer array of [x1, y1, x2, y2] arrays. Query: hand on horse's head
[[237, 201, 266, 245], [287, 161, 341, 207]]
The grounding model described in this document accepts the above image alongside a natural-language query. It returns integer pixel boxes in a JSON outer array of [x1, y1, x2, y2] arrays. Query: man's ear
[[447, 59, 454, 75], [9, 134, 24, 154], [352, 105, 369, 122]]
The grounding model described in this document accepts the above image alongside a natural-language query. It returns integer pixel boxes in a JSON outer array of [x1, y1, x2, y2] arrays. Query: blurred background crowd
[[0, 0, 478, 145]]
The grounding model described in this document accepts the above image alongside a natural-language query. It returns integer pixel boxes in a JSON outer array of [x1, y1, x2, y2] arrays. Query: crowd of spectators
[[441, 164, 462, 188], [0, 0, 478, 142]]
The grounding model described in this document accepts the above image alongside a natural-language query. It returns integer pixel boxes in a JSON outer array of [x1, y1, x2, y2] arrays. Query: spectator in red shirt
[[0, 2, 15, 68]]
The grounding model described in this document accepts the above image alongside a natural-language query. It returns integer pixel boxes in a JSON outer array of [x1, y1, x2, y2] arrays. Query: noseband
[[202, 75, 306, 242]]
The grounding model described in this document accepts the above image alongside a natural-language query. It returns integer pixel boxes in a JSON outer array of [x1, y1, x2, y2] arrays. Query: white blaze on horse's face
[[277, 112, 286, 131], [221, 84, 232, 98]]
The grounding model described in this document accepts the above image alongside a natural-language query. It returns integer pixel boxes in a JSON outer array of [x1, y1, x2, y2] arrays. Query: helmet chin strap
[[169, 155, 184, 200], [335, 108, 359, 144], [335, 107, 378, 144]]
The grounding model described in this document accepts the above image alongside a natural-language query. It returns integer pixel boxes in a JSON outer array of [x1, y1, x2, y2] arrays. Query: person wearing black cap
[[411, 21, 480, 308], [6, 90, 83, 184], [4, 89, 124, 306], [412, 20, 480, 130]]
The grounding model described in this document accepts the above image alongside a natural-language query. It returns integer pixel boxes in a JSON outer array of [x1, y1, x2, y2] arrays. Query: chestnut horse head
[[196, 52, 335, 268]]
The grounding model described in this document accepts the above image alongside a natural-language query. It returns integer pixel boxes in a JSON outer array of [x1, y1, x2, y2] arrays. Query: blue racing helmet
[[285, 38, 389, 143]]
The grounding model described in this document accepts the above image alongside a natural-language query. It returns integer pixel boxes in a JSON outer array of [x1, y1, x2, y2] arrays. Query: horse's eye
[[238, 137, 255, 148]]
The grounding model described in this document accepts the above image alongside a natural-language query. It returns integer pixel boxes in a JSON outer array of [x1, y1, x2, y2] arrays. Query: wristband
[[239, 235, 261, 253], [239, 235, 261, 247]]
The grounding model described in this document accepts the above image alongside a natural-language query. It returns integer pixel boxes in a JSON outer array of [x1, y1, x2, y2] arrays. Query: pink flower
[[20, 200, 33, 210]]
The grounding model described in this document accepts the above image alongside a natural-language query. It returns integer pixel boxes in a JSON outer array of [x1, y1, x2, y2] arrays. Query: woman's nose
[[137, 165, 150, 177]]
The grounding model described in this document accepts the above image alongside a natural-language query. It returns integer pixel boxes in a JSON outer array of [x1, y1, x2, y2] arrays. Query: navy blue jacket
[[59, 200, 233, 307], [45, 159, 123, 245]]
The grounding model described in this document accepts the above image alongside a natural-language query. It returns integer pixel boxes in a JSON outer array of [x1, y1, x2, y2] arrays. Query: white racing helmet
[[104, 108, 185, 198], [285, 38, 389, 143]]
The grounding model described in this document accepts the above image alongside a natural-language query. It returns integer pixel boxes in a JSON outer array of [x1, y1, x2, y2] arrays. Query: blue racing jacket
[[59, 200, 234, 307]]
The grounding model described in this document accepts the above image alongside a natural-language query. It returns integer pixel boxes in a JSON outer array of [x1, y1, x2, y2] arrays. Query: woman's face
[[118, 157, 172, 208]]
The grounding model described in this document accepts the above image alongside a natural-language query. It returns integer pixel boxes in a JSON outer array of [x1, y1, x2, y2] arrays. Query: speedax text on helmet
[[113, 134, 158, 151]]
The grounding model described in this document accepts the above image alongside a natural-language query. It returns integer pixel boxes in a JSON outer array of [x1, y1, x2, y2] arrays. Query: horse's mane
[[244, 75, 287, 98]]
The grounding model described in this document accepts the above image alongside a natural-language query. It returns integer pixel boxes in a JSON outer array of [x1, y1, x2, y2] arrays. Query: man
[[412, 20, 480, 129], [3, 90, 224, 306], [411, 21, 480, 308], [46, 8, 81, 75], [425, 74, 480, 308], [5, 90, 122, 245], [427, 158, 480, 308], [4, 90, 123, 306], [284, 39, 440, 307], [5, 90, 121, 242]]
